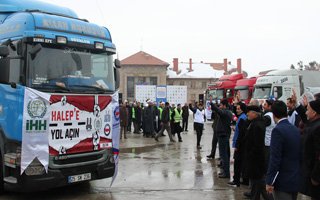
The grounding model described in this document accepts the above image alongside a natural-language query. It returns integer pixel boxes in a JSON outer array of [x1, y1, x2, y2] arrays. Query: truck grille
[[49, 150, 109, 169]]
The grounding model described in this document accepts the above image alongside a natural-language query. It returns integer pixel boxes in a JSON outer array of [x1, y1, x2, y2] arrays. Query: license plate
[[68, 173, 91, 183]]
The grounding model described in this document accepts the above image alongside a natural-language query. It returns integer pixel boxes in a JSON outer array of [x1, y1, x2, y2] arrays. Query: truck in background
[[253, 69, 320, 103], [205, 73, 244, 120], [234, 77, 258, 104], [0, 0, 120, 192]]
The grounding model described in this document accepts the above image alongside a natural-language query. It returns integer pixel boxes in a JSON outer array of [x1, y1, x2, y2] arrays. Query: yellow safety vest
[[174, 108, 182, 123], [158, 107, 163, 119], [132, 107, 136, 119]]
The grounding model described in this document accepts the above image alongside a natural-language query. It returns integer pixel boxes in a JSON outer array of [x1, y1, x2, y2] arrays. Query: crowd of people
[[119, 90, 320, 200], [119, 99, 190, 142], [205, 91, 320, 200]]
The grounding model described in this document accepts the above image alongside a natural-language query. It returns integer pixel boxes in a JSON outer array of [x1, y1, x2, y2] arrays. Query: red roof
[[121, 51, 169, 66]]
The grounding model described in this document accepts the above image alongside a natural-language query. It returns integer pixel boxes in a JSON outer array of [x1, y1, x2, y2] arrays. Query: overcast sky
[[42, 0, 320, 76]]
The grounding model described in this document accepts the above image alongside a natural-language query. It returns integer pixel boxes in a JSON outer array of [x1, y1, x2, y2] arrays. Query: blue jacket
[[232, 113, 247, 148], [266, 119, 301, 193]]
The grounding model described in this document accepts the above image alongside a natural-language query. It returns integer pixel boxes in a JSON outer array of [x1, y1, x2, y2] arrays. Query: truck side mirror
[[0, 57, 11, 84], [114, 59, 121, 68], [0, 45, 9, 57], [273, 87, 278, 99], [114, 67, 120, 90]]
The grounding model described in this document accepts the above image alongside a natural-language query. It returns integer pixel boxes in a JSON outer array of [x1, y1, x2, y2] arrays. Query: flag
[[110, 91, 120, 187], [21, 87, 51, 174]]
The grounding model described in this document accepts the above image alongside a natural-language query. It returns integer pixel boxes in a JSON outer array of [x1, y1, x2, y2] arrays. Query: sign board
[[135, 85, 187, 106], [166, 86, 187, 105], [156, 86, 167, 105], [135, 85, 156, 103]]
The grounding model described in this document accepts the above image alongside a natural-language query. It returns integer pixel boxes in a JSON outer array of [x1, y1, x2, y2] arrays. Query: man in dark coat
[[266, 101, 301, 200], [182, 103, 189, 132], [245, 105, 270, 200], [126, 101, 132, 133], [228, 102, 247, 187], [132, 102, 142, 134], [210, 99, 232, 178], [155, 102, 175, 142], [120, 102, 128, 139], [135, 102, 142, 134], [143, 100, 155, 137], [292, 91, 320, 199], [207, 97, 219, 160], [299, 99, 320, 199]]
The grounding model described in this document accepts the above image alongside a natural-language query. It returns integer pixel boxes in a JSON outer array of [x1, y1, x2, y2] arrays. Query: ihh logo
[[26, 120, 47, 131]]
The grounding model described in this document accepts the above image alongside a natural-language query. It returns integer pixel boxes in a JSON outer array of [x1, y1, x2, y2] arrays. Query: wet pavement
[[0, 121, 312, 200]]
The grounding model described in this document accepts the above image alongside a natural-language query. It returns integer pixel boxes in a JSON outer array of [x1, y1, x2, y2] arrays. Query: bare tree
[[290, 64, 295, 69], [297, 61, 304, 71]]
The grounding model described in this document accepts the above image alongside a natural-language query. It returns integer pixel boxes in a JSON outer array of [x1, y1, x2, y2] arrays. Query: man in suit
[[266, 101, 301, 200]]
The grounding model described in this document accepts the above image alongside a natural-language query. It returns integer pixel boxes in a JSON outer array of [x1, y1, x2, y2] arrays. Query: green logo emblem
[[27, 98, 47, 118]]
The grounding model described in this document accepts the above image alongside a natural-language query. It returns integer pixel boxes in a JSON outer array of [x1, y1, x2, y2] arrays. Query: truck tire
[[0, 152, 4, 194]]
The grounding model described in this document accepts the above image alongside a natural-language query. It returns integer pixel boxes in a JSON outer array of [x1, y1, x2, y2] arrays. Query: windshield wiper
[[68, 85, 114, 93], [32, 84, 71, 93]]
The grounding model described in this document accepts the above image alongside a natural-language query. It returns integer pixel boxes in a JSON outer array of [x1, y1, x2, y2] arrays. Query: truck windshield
[[253, 85, 271, 99], [237, 89, 249, 100], [207, 89, 224, 99], [27, 45, 115, 93]]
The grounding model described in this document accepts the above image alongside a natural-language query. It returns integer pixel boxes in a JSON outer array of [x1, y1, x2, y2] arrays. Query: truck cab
[[253, 69, 320, 103], [206, 73, 244, 103], [205, 73, 243, 119], [0, 0, 120, 192], [234, 77, 257, 104]]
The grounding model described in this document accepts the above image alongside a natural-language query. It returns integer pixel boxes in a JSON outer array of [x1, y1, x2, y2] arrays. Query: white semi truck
[[253, 69, 320, 102]]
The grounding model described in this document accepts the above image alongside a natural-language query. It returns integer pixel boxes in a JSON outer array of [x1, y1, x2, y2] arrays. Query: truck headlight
[[56, 36, 67, 44], [94, 42, 104, 49]]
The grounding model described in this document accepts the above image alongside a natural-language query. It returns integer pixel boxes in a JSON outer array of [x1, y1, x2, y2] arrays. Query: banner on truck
[[48, 95, 113, 155], [110, 91, 120, 187], [21, 87, 51, 174], [21, 88, 116, 175]]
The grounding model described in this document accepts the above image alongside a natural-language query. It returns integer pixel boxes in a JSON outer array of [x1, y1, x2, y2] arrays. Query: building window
[[202, 82, 207, 89], [191, 81, 195, 89], [127, 77, 134, 98], [180, 81, 184, 86], [150, 77, 157, 85], [137, 77, 146, 85]]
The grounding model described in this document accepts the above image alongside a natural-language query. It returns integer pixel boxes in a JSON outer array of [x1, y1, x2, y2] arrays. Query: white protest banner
[[110, 91, 120, 187], [21, 87, 51, 174]]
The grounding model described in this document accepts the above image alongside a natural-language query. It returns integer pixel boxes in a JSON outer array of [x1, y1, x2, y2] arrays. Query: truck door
[[0, 42, 24, 141]]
